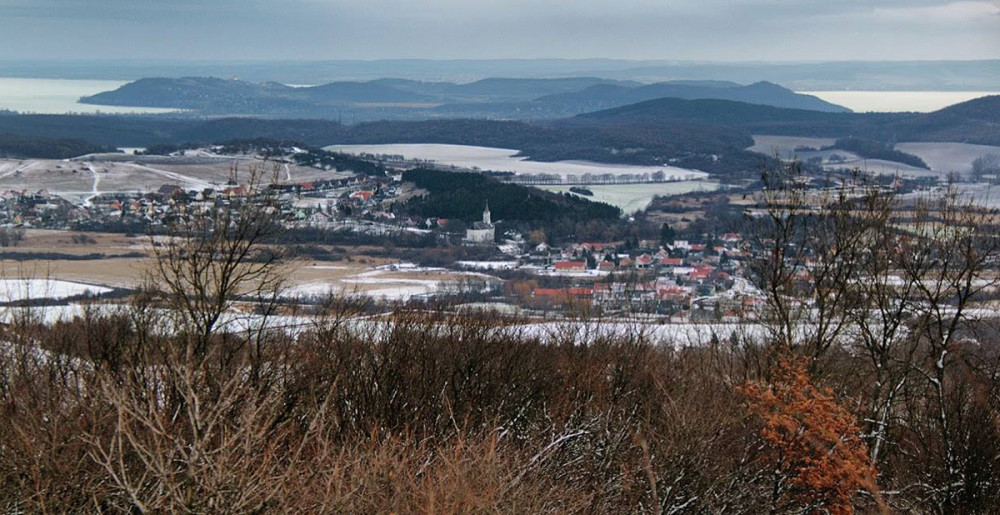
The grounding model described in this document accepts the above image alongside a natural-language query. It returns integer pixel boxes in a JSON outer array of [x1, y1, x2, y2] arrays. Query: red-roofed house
[[637, 253, 654, 268], [554, 261, 587, 272], [688, 266, 714, 280], [350, 190, 375, 201], [661, 257, 684, 267]]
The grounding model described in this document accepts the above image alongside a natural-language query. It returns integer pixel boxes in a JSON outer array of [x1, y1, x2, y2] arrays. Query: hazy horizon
[[0, 0, 997, 62]]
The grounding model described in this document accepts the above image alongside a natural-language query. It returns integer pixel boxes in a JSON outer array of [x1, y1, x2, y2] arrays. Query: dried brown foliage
[[741, 357, 883, 514]]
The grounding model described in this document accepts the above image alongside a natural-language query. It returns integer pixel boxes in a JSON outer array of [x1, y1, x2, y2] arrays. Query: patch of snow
[[0, 279, 112, 303], [456, 261, 518, 270], [326, 143, 707, 181]]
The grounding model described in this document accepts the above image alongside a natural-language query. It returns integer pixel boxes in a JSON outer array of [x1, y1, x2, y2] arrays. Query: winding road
[[83, 163, 101, 207]]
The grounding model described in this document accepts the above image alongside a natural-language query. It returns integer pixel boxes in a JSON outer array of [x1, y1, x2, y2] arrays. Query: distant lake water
[[0, 78, 177, 114], [0, 77, 992, 116], [801, 91, 999, 113]]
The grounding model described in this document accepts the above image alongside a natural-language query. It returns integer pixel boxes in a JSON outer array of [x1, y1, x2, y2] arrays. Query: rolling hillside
[[538, 80, 849, 113], [78, 76, 850, 119]]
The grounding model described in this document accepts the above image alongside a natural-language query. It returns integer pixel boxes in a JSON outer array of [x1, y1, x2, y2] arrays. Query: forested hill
[[570, 95, 1000, 146], [0, 134, 114, 159], [930, 95, 1000, 123], [888, 95, 1000, 144], [79, 77, 434, 113], [1, 94, 998, 174], [572, 97, 883, 128], [537, 80, 849, 113], [78, 76, 849, 120], [400, 168, 621, 224]]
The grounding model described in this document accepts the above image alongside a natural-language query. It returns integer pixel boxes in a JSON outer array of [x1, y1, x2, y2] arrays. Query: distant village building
[[554, 260, 587, 272], [465, 202, 495, 244]]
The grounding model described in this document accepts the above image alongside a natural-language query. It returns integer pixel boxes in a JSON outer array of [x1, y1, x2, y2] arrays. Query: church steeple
[[483, 201, 491, 225]]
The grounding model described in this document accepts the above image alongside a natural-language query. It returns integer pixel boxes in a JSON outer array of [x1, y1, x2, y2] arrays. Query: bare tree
[[971, 153, 1000, 181], [86, 161, 305, 511]]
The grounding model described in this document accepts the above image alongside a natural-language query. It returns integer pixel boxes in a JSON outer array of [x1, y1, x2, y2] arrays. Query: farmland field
[[750, 135, 961, 178], [326, 143, 707, 181], [748, 135, 837, 157], [538, 182, 721, 213], [0, 230, 489, 303], [895, 142, 1000, 175], [821, 158, 941, 178]]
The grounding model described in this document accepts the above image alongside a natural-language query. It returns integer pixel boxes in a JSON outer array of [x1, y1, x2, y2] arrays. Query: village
[[0, 149, 772, 322]]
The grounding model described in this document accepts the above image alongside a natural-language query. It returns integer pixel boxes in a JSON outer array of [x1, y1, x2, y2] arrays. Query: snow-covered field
[[903, 184, 1000, 209], [0, 279, 112, 303], [284, 263, 498, 301], [895, 142, 1000, 175], [750, 135, 957, 179], [822, 159, 940, 178], [456, 261, 519, 270], [538, 182, 721, 213], [325, 144, 707, 181], [749, 135, 837, 156], [514, 321, 766, 346]]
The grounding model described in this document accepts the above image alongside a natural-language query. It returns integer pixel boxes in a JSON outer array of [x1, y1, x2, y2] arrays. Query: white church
[[464, 202, 495, 244]]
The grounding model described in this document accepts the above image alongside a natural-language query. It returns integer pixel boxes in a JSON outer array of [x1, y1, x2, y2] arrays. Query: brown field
[[0, 230, 484, 296]]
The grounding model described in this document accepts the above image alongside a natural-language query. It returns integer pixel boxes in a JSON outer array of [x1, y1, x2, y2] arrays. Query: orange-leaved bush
[[740, 357, 883, 514]]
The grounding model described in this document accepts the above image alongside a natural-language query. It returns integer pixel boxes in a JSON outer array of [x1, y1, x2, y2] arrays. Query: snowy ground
[[750, 135, 994, 179], [284, 263, 499, 301], [901, 183, 1000, 209], [822, 159, 940, 178], [538, 182, 721, 213], [0, 279, 112, 303], [513, 321, 767, 346], [749, 135, 837, 156], [325, 144, 707, 181], [895, 142, 1000, 175], [456, 261, 519, 270]]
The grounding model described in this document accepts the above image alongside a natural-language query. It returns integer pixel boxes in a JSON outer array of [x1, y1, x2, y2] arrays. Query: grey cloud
[[0, 0, 995, 61]]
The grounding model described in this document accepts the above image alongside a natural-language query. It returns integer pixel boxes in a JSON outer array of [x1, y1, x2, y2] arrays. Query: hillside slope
[[538, 80, 849, 113], [79, 76, 849, 119]]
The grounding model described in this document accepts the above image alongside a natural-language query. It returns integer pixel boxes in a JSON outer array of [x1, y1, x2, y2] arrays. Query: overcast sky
[[0, 0, 997, 61]]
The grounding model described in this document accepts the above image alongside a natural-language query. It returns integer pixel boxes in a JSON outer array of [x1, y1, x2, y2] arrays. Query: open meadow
[[326, 143, 708, 181], [538, 181, 721, 214]]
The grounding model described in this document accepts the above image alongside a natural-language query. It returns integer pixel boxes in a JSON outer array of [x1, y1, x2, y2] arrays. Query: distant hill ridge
[[538, 80, 849, 113], [79, 76, 850, 117], [567, 94, 1000, 146], [7, 93, 999, 179]]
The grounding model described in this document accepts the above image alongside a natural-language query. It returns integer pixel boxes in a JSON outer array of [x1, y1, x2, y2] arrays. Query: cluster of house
[[0, 189, 79, 227], [524, 233, 766, 319], [0, 174, 398, 231]]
